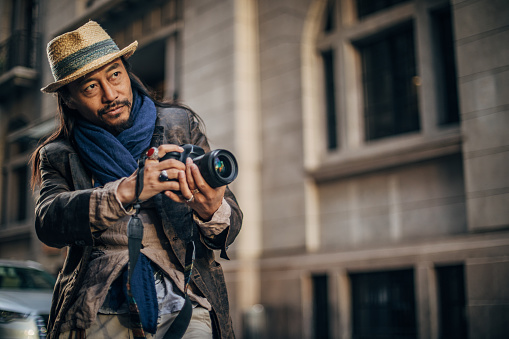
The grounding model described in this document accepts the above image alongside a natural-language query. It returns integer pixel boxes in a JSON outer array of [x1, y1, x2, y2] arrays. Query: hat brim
[[41, 41, 138, 93]]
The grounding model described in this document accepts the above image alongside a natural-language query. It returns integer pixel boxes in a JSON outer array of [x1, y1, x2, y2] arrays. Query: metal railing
[[0, 30, 40, 77]]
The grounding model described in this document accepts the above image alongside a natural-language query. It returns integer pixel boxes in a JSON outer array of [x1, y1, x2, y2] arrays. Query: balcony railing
[[0, 30, 40, 77]]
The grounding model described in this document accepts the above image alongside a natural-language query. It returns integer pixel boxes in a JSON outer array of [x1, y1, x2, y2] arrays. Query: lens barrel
[[193, 149, 238, 188]]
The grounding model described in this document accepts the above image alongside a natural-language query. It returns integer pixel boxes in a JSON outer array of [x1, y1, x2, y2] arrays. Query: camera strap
[[127, 157, 194, 339], [127, 160, 147, 339]]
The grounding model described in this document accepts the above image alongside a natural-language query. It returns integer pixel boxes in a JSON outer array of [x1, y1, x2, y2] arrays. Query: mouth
[[103, 105, 124, 116], [99, 100, 130, 118]]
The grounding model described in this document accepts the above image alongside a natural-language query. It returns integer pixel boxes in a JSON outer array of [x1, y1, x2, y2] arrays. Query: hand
[[165, 157, 226, 221], [117, 144, 186, 205]]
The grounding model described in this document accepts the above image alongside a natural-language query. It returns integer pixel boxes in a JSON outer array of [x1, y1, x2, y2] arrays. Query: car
[[0, 259, 56, 339]]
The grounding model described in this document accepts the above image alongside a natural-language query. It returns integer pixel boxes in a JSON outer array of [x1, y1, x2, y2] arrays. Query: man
[[31, 21, 242, 339]]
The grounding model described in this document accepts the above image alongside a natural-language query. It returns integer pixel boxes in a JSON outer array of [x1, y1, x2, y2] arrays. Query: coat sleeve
[[187, 110, 243, 259], [35, 145, 95, 248]]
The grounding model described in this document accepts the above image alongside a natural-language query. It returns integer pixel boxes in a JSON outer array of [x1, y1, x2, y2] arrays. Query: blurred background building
[[0, 0, 508, 338]]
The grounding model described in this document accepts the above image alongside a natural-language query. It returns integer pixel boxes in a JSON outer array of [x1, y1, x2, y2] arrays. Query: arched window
[[303, 0, 460, 179]]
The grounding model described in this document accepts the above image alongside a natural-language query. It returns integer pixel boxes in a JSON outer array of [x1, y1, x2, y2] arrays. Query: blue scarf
[[74, 90, 156, 186], [74, 90, 159, 333]]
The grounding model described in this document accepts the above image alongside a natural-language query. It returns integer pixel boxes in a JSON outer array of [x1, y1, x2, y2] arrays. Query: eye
[[110, 71, 122, 83], [83, 83, 97, 93]]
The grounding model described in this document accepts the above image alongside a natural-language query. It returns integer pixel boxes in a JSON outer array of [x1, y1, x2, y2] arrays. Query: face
[[67, 58, 133, 133]]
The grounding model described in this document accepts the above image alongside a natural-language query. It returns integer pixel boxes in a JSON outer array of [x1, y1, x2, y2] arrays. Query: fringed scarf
[[74, 90, 156, 186]]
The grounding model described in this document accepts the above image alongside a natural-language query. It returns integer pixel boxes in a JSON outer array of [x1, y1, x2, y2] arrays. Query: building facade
[[0, 0, 508, 338]]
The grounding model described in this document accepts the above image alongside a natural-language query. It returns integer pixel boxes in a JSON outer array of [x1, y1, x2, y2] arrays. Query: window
[[357, 0, 409, 19], [357, 22, 420, 141], [322, 49, 339, 150], [323, 0, 336, 32], [436, 265, 467, 339], [12, 165, 28, 222], [103, 0, 183, 100], [0, 265, 55, 290], [0, 0, 39, 78], [129, 39, 168, 99], [0, 169, 7, 226], [351, 269, 416, 339], [431, 6, 459, 125], [312, 274, 331, 339], [306, 0, 461, 177], [0, 134, 33, 227]]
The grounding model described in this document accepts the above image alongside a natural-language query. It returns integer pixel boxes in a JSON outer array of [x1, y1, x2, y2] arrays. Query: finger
[[159, 181, 182, 192], [164, 190, 185, 203], [157, 144, 184, 159], [138, 173, 181, 201], [157, 158, 186, 172], [190, 163, 211, 195], [157, 168, 182, 181], [144, 164, 181, 185], [185, 158, 196, 190], [178, 170, 194, 201], [144, 153, 186, 174]]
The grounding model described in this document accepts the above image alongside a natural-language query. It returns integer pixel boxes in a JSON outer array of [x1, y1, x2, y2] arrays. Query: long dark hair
[[30, 58, 204, 189]]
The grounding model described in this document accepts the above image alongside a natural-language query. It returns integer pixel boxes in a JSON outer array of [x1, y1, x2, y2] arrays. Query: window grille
[[357, 23, 420, 141], [351, 269, 417, 339], [437, 265, 467, 339], [312, 274, 331, 339]]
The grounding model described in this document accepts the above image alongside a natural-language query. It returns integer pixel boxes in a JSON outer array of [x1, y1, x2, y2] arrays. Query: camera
[[160, 144, 238, 188]]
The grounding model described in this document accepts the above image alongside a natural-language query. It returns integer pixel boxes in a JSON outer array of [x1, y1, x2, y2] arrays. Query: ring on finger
[[159, 170, 169, 181], [147, 147, 159, 160], [186, 194, 194, 203]]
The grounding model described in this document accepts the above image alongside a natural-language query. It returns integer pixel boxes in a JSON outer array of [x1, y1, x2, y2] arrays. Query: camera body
[[160, 144, 238, 188]]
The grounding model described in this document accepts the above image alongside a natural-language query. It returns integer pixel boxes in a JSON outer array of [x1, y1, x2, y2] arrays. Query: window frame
[[303, 0, 461, 181]]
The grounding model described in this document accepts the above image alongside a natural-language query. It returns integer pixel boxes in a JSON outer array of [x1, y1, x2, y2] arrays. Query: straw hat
[[41, 21, 137, 93]]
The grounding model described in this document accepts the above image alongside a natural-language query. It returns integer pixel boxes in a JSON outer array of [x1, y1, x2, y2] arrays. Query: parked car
[[0, 260, 56, 339]]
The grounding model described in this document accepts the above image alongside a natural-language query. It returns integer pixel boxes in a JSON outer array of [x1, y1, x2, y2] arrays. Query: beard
[[98, 99, 133, 135]]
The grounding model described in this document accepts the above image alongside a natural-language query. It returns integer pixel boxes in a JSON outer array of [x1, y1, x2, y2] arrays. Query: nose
[[102, 81, 118, 103]]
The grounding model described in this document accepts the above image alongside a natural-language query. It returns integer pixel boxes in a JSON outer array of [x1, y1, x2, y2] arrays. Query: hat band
[[52, 39, 120, 81]]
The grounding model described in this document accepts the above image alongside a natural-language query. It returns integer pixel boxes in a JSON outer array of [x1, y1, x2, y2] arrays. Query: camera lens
[[194, 149, 238, 188], [214, 155, 232, 178]]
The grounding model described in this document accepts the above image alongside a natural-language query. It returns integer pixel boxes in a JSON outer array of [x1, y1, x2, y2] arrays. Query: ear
[[62, 92, 78, 110], [66, 97, 77, 110], [58, 85, 79, 110]]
